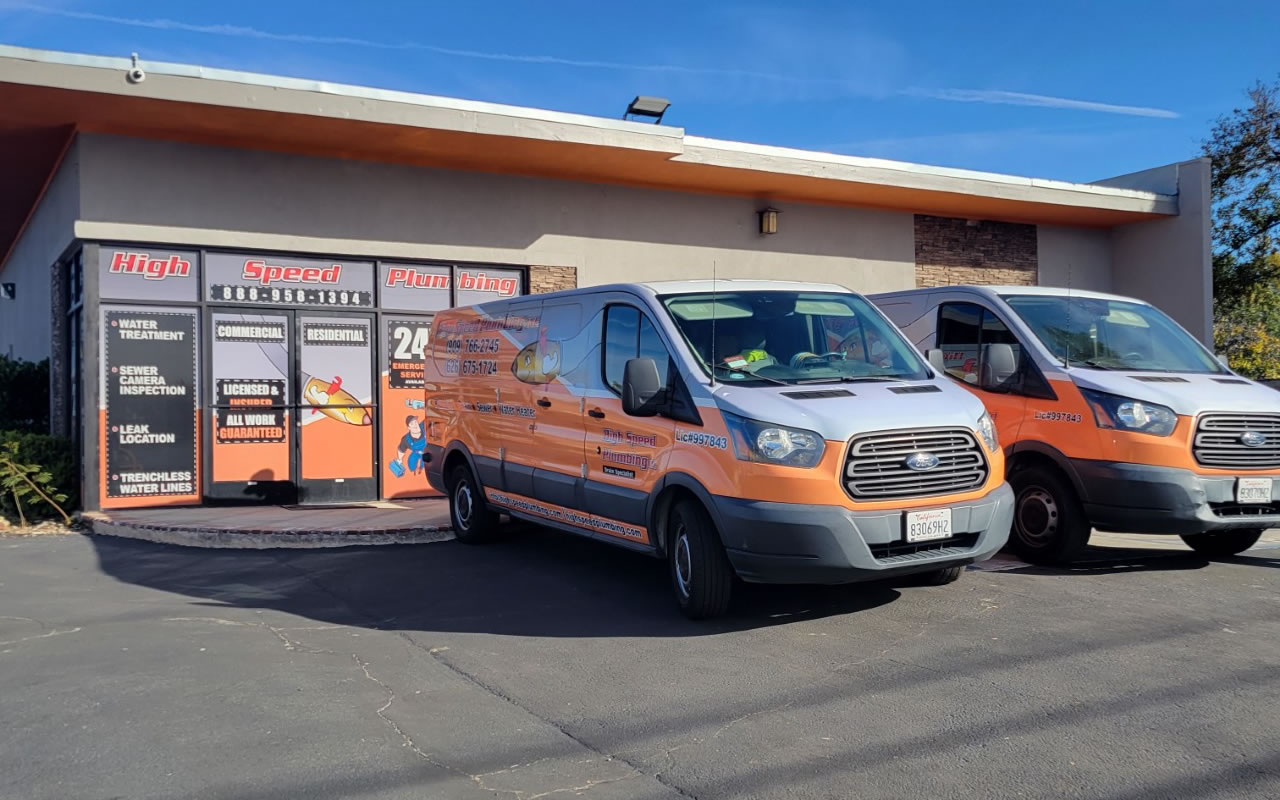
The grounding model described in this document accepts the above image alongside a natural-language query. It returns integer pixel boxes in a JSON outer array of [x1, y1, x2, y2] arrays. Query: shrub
[[0, 356, 50, 432], [0, 430, 78, 524]]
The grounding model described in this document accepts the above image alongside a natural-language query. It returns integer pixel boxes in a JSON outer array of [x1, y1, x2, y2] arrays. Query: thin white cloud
[[904, 88, 1179, 119], [0, 3, 1180, 119]]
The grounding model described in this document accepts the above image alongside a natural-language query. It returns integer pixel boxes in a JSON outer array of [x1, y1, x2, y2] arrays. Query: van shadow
[[996, 543, 1212, 577], [88, 525, 901, 638]]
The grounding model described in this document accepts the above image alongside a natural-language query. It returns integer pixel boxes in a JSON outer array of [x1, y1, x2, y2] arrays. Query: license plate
[[1236, 477, 1273, 505], [905, 508, 953, 542]]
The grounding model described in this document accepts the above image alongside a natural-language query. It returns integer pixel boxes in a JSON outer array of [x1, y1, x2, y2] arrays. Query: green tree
[[1205, 77, 1280, 377]]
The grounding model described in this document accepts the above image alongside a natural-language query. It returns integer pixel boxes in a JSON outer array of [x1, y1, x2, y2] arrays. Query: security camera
[[126, 52, 145, 84]]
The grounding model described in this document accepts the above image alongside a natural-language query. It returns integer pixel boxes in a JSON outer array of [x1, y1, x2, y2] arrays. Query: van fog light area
[[723, 412, 824, 468]]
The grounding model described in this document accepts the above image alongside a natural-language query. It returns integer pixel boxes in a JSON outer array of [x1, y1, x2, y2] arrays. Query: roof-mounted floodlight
[[624, 96, 670, 124]]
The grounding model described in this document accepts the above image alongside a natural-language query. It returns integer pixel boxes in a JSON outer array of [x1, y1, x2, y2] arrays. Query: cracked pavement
[[1, 528, 1278, 799]]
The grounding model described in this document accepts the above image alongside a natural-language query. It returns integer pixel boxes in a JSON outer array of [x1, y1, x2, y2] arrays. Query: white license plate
[[905, 508, 953, 542], [1236, 478, 1273, 505]]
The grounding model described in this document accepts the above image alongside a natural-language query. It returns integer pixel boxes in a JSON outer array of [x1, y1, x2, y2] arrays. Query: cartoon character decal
[[512, 338, 562, 384], [390, 414, 428, 478]]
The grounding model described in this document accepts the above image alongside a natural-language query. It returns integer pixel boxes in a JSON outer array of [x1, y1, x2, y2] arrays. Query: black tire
[[447, 464, 499, 544], [917, 564, 966, 586], [668, 499, 733, 619], [1009, 466, 1091, 565], [1180, 529, 1263, 558]]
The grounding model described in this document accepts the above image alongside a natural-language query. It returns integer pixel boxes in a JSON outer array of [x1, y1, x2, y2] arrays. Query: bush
[[0, 356, 50, 432], [0, 430, 78, 523]]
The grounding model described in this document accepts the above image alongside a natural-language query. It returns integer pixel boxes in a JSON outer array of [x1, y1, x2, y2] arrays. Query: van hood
[[1068, 370, 1280, 416], [709, 380, 988, 441]]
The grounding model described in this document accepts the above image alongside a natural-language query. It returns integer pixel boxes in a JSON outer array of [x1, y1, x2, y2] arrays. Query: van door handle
[[587, 408, 606, 419], [536, 398, 552, 408]]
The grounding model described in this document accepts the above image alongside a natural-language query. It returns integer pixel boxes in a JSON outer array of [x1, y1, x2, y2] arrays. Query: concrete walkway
[[81, 499, 454, 549]]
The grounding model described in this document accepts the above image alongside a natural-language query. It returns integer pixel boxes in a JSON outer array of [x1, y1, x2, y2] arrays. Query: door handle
[[536, 398, 552, 408], [588, 408, 606, 419]]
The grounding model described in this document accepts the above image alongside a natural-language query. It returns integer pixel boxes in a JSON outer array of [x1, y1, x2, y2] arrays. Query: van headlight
[[1080, 389, 1177, 437], [976, 411, 998, 452], [722, 412, 825, 468]]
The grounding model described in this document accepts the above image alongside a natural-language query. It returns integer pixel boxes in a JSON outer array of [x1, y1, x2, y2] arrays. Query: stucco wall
[[1036, 225, 1112, 292], [0, 140, 79, 362], [74, 134, 918, 295], [1099, 159, 1213, 343]]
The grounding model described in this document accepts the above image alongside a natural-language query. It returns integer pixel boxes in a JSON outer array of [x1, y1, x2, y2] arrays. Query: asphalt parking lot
[[2, 528, 1278, 800]]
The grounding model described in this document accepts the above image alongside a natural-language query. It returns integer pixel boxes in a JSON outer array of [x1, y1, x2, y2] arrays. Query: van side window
[[603, 305, 671, 393], [937, 302, 1023, 389]]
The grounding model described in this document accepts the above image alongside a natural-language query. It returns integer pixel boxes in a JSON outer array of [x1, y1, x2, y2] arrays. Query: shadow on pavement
[[88, 524, 902, 637], [997, 544, 1213, 576]]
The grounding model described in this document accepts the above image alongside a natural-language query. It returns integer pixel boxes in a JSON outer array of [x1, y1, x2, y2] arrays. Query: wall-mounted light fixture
[[623, 96, 671, 124], [758, 207, 780, 235], [1, 283, 15, 300]]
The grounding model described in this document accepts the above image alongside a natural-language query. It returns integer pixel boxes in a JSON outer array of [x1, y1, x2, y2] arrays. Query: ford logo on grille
[[905, 451, 941, 471], [1241, 431, 1268, 448]]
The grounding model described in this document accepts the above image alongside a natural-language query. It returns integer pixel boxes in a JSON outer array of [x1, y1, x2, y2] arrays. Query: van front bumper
[[1073, 460, 1280, 535], [712, 483, 1013, 585]]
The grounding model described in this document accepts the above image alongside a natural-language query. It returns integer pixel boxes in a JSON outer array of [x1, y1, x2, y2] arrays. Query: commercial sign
[[298, 316, 374, 481], [205, 253, 374, 307], [99, 306, 200, 507], [381, 316, 435, 498], [99, 248, 200, 302], [209, 312, 291, 484], [380, 263, 452, 312]]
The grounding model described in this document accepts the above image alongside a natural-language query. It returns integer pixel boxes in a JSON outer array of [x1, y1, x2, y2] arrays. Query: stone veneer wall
[[914, 214, 1038, 287], [529, 265, 578, 294]]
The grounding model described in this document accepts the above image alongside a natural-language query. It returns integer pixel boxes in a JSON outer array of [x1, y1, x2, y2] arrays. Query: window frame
[[935, 301, 1053, 398], [601, 303, 673, 398]]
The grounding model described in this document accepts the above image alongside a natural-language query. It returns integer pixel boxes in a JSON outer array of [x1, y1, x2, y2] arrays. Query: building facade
[[0, 46, 1212, 511]]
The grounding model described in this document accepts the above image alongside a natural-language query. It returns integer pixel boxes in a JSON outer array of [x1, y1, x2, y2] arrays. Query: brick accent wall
[[529, 265, 578, 294], [914, 215, 1038, 287]]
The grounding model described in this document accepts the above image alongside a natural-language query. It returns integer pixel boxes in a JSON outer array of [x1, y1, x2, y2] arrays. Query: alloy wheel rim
[[674, 528, 693, 599], [1016, 486, 1058, 545], [455, 482, 474, 530]]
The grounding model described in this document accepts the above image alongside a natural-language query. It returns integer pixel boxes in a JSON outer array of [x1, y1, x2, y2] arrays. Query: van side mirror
[[981, 343, 1018, 391], [622, 357, 663, 417], [925, 348, 946, 373]]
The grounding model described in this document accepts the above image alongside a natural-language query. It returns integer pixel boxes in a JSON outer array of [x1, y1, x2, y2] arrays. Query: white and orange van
[[872, 285, 1280, 565], [421, 280, 1013, 618]]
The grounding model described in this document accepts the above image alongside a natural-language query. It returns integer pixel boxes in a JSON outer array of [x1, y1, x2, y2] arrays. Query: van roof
[[869, 284, 1150, 305], [521, 279, 855, 303]]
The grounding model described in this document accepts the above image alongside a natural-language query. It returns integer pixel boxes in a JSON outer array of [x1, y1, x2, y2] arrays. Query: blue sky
[[2, 1, 1277, 182]]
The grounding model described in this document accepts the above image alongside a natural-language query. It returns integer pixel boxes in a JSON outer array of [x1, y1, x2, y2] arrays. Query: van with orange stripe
[[871, 285, 1280, 565], [422, 280, 1013, 618]]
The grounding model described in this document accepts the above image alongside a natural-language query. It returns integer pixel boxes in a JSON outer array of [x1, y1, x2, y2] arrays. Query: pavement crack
[[0, 626, 81, 648]]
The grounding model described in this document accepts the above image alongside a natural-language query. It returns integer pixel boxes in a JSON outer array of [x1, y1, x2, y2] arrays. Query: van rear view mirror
[[925, 348, 946, 373], [981, 343, 1018, 390], [622, 357, 663, 417]]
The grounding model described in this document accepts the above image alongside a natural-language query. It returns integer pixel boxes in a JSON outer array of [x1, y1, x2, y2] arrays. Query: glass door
[[296, 312, 377, 503]]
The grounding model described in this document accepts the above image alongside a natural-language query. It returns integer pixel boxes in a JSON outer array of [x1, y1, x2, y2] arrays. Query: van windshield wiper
[[712, 363, 791, 386], [794, 375, 907, 384]]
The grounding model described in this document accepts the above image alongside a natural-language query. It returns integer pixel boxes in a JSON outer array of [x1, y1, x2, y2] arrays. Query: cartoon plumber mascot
[[391, 415, 428, 478]]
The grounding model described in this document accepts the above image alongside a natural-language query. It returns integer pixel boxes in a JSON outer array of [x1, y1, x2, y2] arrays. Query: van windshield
[[659, 291, 929, 385], [1003, 294, 1225, 374]]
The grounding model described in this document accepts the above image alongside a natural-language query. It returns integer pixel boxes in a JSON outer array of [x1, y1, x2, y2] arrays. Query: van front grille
[[1193, 413, 1280, 469], [845, 428, 988, 501]]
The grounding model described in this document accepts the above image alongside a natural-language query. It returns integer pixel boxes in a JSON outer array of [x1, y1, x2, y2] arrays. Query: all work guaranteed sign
[[102, 308, 199, 501]]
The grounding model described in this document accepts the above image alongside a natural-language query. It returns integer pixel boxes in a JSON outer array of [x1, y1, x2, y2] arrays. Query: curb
[[82, 517, 456, 550]]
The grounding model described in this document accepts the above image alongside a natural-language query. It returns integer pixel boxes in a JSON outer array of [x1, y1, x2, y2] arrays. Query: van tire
[[1009, 466, 1090, 565], [917, 564, 966, 585], [1180, 529, 1263, 558], [668, 499, 733, 619], [447, 464, 499, 544]]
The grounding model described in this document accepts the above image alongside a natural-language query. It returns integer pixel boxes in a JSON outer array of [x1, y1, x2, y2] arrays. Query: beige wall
[[76, 134, 917, 295], [1098, 158, 1213, 343], [0, 140, 79, 362], [1036, 225, 1112, 292]]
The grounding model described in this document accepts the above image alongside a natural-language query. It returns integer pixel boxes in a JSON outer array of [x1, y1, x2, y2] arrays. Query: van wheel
[[1009, 466, 1090, 565], [1180, 529, 1263, 558], [448, 464, 499, 544], [668, 499, 733, 620], [917, 564, 966, 585]]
